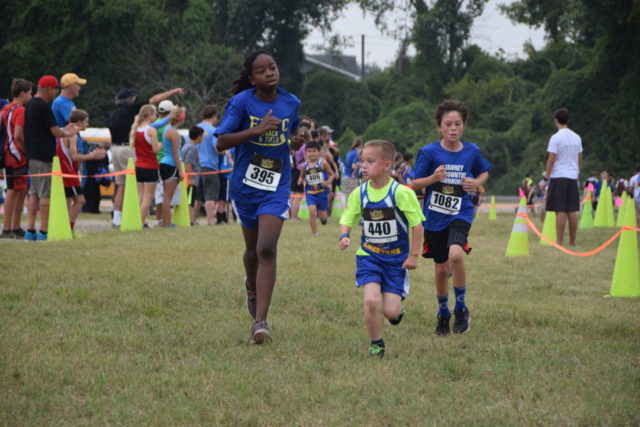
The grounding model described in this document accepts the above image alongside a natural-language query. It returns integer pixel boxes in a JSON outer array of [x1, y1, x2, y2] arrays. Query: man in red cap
[[23, 75, 80, 241]]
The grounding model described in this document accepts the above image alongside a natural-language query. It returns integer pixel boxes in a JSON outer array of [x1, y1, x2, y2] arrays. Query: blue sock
[[454, 286, 467, 311], [437, 294, 450, 319], [371, 338, 385, 348]]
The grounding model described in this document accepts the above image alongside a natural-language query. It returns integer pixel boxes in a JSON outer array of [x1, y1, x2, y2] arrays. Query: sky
[[304, 0, 547, 68]]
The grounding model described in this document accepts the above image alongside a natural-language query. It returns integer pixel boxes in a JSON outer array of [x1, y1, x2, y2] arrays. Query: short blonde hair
[[363, 140, 396, 161]]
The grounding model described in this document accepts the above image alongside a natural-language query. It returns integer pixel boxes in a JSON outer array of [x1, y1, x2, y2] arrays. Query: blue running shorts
[[305, 191, 329, 211], [355, 255, 410, 299], [232, 197, 290, 228]]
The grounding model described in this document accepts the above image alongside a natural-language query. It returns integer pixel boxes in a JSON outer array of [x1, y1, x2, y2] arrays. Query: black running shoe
[[453, 308, 470, 334], [251, 321, 272, 344], [13, 228, 25, 238], [435, 315, 450, 336], [368, 344, 385, 358], [388, 309, 405, 326]]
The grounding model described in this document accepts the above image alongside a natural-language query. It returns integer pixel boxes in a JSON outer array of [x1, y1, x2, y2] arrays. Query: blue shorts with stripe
[[232, 197, 290, 228], [305, 191, 329, 211], [355, 255, 410, 299]]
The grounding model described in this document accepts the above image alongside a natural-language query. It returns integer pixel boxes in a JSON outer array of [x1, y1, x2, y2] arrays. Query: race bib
[[305, 167, 323, 186], [428, 183, 462, 215], [362, 207, 398, 243], [243, 153, 282, 192]]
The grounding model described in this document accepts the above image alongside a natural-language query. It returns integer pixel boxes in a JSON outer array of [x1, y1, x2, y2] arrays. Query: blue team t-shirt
[[411, 141, 491, 231], [52, 95, 76, 127], [197, 122, 218, 170], [214, 88, 300, 204], [344, 149, 358, 177]]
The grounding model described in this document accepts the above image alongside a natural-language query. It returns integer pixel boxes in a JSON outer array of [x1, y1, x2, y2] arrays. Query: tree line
[[1, 0, 637, 193]]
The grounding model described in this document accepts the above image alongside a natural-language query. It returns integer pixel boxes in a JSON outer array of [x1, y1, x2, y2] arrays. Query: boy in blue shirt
[[411, 100, 491, 336], [298, 140, 334, 237], [339, 140, 425, 358]]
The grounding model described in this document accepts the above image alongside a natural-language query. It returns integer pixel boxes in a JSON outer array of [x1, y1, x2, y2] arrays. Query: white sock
[[113, 210, 122, 226]]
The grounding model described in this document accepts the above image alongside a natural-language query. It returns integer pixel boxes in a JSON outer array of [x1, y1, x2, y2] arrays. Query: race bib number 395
[[243, 153, 282, 192]]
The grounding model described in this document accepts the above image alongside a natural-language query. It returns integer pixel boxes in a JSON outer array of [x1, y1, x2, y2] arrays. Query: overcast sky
[[304, 0, 547, 68]]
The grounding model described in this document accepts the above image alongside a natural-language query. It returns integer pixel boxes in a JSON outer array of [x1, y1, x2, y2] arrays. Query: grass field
[[1, 212, 639, 425]]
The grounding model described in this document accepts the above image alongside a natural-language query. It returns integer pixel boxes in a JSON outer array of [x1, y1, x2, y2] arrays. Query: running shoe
[[388, 308, 405, 326], [368, 344, 385, 358], [36, 231, 47, 241], [435, 315, 451, 336], [13, 228, 25, 238], [245, 278, 257, 320], [24, 231, 37, 241], [251, 321, 272, 344], [0, 230, 14, 239], [453, 307, 471, 334]]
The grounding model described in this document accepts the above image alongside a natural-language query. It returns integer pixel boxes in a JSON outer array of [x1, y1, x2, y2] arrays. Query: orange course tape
[[516, 212, 639, 257]]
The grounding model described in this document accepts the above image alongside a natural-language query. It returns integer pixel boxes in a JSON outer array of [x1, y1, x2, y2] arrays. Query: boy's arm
[[462, 171, 489, 192], [70, 137, 106, 162], [402, 224, 423, 270], [338, 224, 352, 250], [13, 125, 24, 150], [298, 164, 305, 186], [411, 165, 446, 191]]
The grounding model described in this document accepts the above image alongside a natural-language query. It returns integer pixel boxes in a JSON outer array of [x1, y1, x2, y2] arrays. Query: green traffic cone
[[121, 158, 142, 231], [609, 199, 640, 297], [489, 195, 497, 220], [47, 156, 73, 241], [299, 196, 309, 220], [539, 211, 556, 245], [173, 162, 191, 227], [505, 197, 529, 256], [605, 185, 615, 227], [579, 191, 594, 229]]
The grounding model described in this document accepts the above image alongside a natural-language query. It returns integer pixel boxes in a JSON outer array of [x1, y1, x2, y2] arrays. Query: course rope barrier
[[516, 212, 639, 257]]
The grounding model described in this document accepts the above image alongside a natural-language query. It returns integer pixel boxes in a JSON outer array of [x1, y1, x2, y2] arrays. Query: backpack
[[0, 103, 20, 169]]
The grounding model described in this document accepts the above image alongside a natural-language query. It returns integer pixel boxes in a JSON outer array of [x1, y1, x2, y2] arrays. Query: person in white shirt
[[544, 108, 582, 246], [629, 164, 640, 225]]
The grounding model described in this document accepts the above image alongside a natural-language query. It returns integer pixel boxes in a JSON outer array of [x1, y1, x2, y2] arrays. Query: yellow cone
[[489, 195, 497, 220], [173, 162, 191, 227], [579, 191, 594, 229], [47, 156, 73, 241], [604, 185, 615, 227], [299, 196, 309, 219], [332, 187, 344, 217], [120, 158, 142, 231], [593, 186, 607, 227], [539, 211, 556, 245], [609, 200, 640, 297], [505, 197, 529, 256]]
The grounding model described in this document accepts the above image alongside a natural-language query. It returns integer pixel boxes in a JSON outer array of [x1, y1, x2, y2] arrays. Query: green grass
[[1, 214, 639, 425]]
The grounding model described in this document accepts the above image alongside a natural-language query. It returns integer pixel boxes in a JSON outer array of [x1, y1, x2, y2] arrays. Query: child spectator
[[339, 139, 424, 358], [182, 125, 204, 225], [298, 140, 334, 237], [197, 105, 220, 225], [396, 152, 414, 185], [342, 137, 362, 197], [130, 104, 162, 227], [56, 109, 107, 231], [410, 100, 491, 336], [1, 78, 32, 239], [215, 50, 304, 344]]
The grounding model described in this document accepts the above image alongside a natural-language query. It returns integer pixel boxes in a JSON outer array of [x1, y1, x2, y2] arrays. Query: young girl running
[[159, 107, 186, 227], [130, 104, 162, 227], [215, 51, 303, 344], [410, 100, 491, 336]]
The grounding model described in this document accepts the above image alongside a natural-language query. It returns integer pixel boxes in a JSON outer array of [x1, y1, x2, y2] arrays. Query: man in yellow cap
[[52, 72, 87, 127]]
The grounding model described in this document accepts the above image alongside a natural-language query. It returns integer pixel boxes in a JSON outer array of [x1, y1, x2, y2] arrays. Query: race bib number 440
[[243, 153, 283, 192], [362, 207, 398, 243]]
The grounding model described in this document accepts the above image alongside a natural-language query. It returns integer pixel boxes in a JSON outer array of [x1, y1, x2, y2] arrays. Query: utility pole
[[361, 34, 365, 76]]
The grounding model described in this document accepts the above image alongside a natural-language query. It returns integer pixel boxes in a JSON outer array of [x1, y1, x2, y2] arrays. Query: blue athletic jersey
[[411, 141, 491, 231], [304, 158, 328, 195], [359, 180, 410, 264], [215, 88, 300, 204], [344, 149, 358, 177], [160, 125, 179, 166]]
